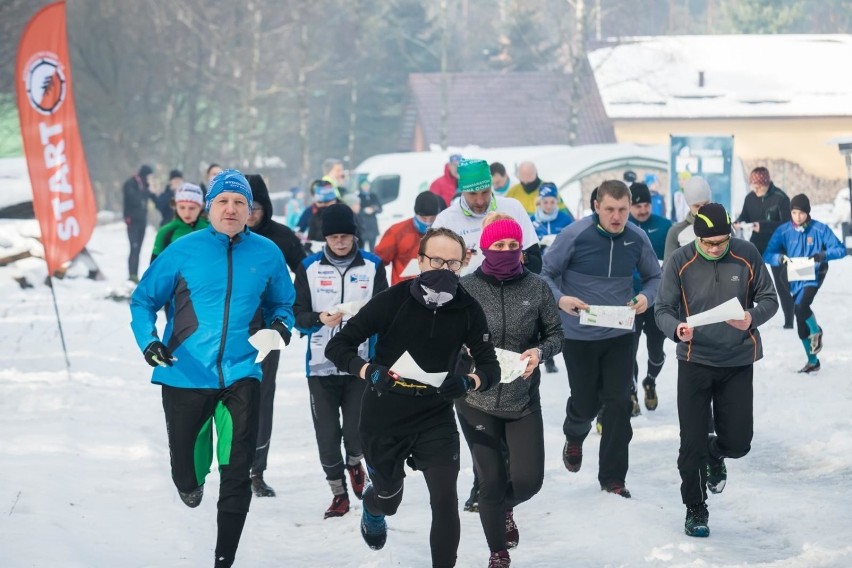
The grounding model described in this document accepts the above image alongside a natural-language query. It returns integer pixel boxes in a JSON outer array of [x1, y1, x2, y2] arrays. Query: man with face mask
[[325, 227, 500, 567], [374, 191, 443, 284], [655, 203, 778, 538], [432, 159, 541, 275]]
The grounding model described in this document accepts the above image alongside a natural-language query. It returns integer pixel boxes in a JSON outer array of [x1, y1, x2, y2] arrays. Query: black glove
[[438, 373, 472, 399], [810, 252, 825, 263], [144, 341, 174, 368], [270, 320, 291, 346], [365, 364, 396, 395]]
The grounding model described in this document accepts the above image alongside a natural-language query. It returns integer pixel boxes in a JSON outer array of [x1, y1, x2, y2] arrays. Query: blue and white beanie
[[205, 169, 252, 211], [539, 182, 558, 199]]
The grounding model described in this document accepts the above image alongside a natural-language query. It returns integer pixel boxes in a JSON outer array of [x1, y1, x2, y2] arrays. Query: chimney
[[698, 71, 705, 88]]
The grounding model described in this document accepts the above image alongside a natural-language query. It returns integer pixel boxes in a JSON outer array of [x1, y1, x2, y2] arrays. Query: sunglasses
[[699, 235, 731, 247]]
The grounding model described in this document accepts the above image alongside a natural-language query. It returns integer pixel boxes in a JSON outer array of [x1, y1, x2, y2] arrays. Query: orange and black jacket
[[654, 238, 778, 367]]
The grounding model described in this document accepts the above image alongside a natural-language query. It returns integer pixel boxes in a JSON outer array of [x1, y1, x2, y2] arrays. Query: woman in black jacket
[[326, 227, 499, 568], [458, 214, 563, 568]]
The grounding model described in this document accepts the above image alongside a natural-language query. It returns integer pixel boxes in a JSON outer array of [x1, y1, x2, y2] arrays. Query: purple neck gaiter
[[481, 249, 523, 281]]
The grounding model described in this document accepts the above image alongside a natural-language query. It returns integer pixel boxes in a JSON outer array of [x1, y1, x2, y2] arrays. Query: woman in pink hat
[[458, 213, 564, 568]]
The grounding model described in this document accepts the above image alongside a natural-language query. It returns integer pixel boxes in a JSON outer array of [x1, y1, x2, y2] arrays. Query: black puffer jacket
[[459, 268, 563, 418], [245, 174, 306, 273]]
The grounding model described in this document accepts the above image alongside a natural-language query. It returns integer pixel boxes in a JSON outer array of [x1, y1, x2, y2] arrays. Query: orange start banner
[[16, 1, 97, 273]]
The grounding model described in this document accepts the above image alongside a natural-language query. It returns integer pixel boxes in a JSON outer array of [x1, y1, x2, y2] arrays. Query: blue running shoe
[[361, 506, 387, 550]]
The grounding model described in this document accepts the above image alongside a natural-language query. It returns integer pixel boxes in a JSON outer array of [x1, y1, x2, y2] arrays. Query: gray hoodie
[[459, 269, 563, 417], [655, 238, 778, 367]]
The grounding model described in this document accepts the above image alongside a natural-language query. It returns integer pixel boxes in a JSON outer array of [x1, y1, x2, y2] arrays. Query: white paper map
[[400, 258, 420, 278], [494, 348, 529, 383], [786, 257, 816, 282], [327, 299, 367, 316], [390, 351, 446, 387], [248, 329, 287, 363], [579, 305, 635, 330], [685, 297, 745, 328]]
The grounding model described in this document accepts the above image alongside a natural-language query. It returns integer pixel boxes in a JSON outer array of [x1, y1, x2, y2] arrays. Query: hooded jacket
[[325, 280, 499, 435], [130, 226, 295, 389], [247, 175, 307, 272], [655, 238, 778, 367], [459, 269, 563, 418], [122, 166, 156, 221]]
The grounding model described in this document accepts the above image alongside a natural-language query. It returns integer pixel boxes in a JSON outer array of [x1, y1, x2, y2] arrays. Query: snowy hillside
[[1, 222, 851, 567]]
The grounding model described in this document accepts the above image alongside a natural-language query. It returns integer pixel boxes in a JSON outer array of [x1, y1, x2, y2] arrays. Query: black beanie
[[414, 192, 441, 216], [791, 193, 811, 214], [694, 203, 732, 238], [630, 182, 652, 205], [138, 164, 153, 178], [321, 203, 358, 237]]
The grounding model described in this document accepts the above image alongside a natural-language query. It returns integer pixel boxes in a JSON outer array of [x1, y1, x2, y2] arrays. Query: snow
[[0, 157, 34, 209], [2, 221, 852, 567], [588, 35, 852, 119]]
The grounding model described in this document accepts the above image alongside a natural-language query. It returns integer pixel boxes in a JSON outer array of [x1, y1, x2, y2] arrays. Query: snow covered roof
[[588, 34, 852, 119]]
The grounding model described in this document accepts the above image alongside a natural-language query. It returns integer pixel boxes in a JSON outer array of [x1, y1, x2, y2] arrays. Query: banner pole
[[46, 275, 72, 380]]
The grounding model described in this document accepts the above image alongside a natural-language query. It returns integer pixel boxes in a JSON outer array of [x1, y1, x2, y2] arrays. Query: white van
[[348, 143, 683, 232]]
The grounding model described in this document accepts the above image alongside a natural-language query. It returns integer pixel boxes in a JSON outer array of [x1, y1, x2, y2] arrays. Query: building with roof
[[398, 70, 615, 151], [588, 34, 852, 181]]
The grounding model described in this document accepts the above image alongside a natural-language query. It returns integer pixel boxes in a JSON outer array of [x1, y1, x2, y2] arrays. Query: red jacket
[[429, 165, 457, 207], [374, 218, 423, 285]]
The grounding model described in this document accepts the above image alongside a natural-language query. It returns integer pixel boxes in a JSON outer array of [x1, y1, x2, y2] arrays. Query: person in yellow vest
[[505, 161, 570, 215]]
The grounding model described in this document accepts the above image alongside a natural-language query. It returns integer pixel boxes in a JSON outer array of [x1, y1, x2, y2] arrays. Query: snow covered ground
[[2, 221, 851, 568]]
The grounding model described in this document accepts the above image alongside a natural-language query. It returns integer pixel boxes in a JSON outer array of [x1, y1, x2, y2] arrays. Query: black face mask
[[409, 269, 459, 308]]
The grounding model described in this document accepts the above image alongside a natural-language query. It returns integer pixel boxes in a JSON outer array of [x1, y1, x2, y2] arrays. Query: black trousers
[[362, 420, 461, 568], [457, 403, 544, 552], [126, 218, 146, 278], [252, 351, 280, 474], [561, 334, 634, 484], [632, 309, 666, 385], [677, 360, 753, 505], [794, 269, 826, 340], [307, 374, 365, 482], [161, 378, 260, 513], [770, 263, 794, 327]]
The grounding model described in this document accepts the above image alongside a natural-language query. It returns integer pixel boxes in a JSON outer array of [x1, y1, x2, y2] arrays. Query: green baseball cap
[[457, 159, 492, 192]]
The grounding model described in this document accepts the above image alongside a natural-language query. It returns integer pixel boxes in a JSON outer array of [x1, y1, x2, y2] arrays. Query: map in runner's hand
[[579, 305, 635, 330]]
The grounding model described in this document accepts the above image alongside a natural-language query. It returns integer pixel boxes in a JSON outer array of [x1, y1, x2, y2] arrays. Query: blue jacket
[[130, 226, 295, 389], [541, 215, 662, 341], [531, 210, 574, 239], [763, 219, 846, 298], [629, 213, 671, 293]]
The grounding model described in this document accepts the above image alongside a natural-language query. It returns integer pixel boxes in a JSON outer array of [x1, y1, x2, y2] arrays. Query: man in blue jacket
[[542, 180, 661, 498], [763, 194, 846, 373], [130, 169, 295, 568]]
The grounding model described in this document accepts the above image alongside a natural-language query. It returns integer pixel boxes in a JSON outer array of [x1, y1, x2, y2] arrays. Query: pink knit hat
[[480, 218, 523, 250]]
